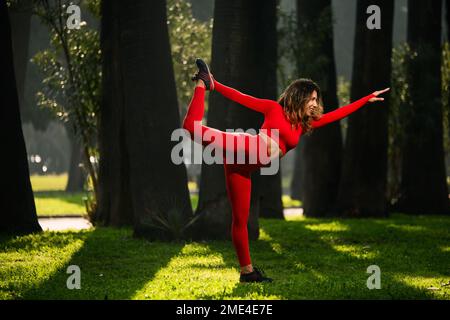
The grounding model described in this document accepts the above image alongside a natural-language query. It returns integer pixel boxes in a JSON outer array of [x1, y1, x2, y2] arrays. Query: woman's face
[[305, 90, 318, 117]]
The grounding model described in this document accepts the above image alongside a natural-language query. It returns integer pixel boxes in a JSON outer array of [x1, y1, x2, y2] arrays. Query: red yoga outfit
[[182, 80, 375, 267]]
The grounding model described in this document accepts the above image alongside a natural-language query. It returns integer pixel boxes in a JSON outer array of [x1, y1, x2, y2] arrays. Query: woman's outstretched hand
[[368, 88, 390, 102]]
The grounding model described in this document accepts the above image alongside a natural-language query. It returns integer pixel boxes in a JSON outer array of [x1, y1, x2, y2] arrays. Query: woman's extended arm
[[312, 88, 389, 129], [311, 93, 376, 129], [213, 78, 276, 114]]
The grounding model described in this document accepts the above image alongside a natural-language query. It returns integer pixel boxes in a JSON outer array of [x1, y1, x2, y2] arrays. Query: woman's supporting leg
[[224, 163, 253, 269]]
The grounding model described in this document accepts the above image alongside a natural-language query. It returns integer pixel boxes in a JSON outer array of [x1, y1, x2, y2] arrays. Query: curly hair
[[277, 79, 324, 135]]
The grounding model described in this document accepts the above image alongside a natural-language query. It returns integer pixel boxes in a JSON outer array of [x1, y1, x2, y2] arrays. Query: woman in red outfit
[[183, 59, 389, 283]]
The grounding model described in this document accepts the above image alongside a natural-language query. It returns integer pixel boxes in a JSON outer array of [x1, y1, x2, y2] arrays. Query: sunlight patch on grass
[[258, 229, 273, 241], [269, 242, 284, 255], [30, 174, 68, 191], [131, 243, 237, 299], [35, 195, 86, 215], [331, 244, 378, 260], [282, 195, 301, 208], [304, 221, 349, 232], [0, 232, 86, 299], [386, 224, 428, 232], [395, 274, 450, 299], [284, 214, 305, 222]]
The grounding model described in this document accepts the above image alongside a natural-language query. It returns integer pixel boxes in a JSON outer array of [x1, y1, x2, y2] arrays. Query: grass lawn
[[34, 191, 87, 216], [31, 174, 87, 216], [1, 213, 449, 299], [30, 174, 301, 216]]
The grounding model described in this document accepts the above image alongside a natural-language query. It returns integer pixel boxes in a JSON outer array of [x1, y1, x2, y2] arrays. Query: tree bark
[[396, 0, 449, 215], [9, 0, 32, 114], [0, 0, 41, 234], [256, 0, 284, 220], [65, 128, 86, 192], [292, 0, 342, 217], [290, 141, 305, 201], [96, 0, 193, 238], [335, 0, 394, 217]]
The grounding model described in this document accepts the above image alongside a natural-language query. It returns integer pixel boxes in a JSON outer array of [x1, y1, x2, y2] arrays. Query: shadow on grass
[[197, 216, 450, 299], [11, 227, 185, 299]]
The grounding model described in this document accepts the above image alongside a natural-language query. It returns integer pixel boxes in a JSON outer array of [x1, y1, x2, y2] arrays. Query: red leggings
[[182, 86, 269, 267]]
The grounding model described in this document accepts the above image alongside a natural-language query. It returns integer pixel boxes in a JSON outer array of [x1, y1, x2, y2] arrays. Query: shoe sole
[[195, 58, 214, 90]]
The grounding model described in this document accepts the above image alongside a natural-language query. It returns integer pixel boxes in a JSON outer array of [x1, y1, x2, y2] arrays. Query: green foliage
[[141, 206, 202, 241], [388, 43, 412, 204], [32, 21, 101, 140], [388, 42, 450, 204], [336, 76, 351, 135], [167, 0, 213, 109], [337, 76, 350, 106], [84, 0, 99, 18], [388, 41, 450, 204], [1, 214, 449, 299], [140, 194, 201, 241], [32, 0, 102, 220]]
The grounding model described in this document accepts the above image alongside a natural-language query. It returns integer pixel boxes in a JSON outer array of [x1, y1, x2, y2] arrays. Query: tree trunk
[[290, 141, 305, 201], [65, 128, 86, 192], [256, 0, 284, 220], [9, 0, 32, 114], [293, 0, 342, 217], [396, 0, 449, 214], [0, 0, 41, 234], [96, 0, 193, 238], [335, 0, 393, 217], [193, 0, 280, 239]]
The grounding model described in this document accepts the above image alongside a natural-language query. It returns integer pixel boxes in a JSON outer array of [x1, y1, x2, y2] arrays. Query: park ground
[[0, 175, 449, 299]]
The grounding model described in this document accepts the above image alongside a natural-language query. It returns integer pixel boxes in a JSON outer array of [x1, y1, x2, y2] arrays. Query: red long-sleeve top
[[213, 79, 376, 156]]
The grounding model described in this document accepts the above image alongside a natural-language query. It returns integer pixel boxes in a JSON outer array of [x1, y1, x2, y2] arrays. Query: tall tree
[[290, 0, 342, 217], [9, 0, 32, 115], [290, 142, 305, 201], [396, 0, 449, 214], [256, 1, 283, 220], [96, 0, 193, 239], [193, 0, 281, 239], [0, 0, 41, 234], [335, 0, 394, 217]]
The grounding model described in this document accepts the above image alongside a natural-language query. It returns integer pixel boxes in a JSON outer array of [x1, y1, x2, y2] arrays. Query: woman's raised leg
[[182, 82, 267, 163]]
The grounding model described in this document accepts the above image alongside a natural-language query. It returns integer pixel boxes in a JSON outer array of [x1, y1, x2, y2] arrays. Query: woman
[[183, 59, 389, 283]]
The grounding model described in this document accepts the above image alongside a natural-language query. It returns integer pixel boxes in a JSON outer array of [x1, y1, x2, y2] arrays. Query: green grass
[[282, 195, 301, 208], [1, 213, 449, 299], [30, 174, 69, 192], [30, 174, 87, 216], [34, 191, 87, 216], [30, 175, 300, 217], [30, 174, 86, 216]]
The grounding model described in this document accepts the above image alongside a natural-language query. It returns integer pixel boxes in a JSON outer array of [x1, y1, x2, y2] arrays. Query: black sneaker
[[239, 267, 273, 283], [191, 58, 215, 91]]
